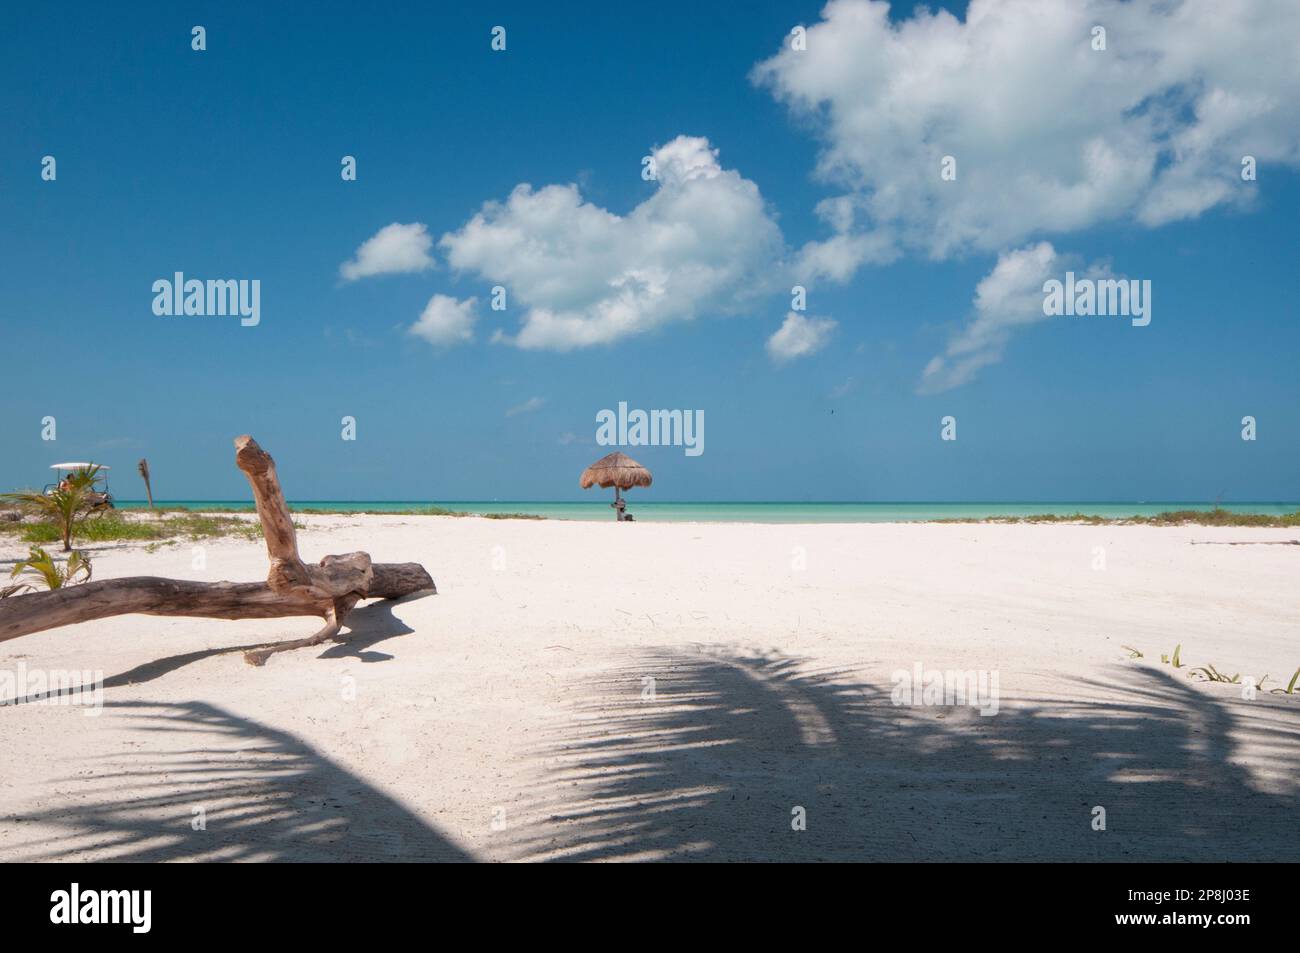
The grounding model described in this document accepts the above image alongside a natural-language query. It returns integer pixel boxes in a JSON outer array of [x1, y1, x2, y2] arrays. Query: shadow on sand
[[505, 649, 1300, 862], [8, 698, 472, 862], [95, 593, 428, 689], [2, 595, 463, 862], [9, 642, 1299, 862]]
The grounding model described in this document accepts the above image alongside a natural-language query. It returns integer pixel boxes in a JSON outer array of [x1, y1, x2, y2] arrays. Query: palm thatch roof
[[579, 452, 653, 490]]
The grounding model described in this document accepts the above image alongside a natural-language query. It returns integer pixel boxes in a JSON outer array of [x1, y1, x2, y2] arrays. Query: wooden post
[[137, 458, 154, 509]]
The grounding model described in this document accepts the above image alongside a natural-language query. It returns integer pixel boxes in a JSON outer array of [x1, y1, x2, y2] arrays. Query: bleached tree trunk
[[0, 436, 435, 664]]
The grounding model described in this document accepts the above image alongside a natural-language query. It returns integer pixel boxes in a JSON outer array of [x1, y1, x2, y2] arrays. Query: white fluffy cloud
[[766, 311, 837, 363], [408, 294, 478, 347], [439, 136, 785, 351], [340, 223, 435, 281], [755, 0, 1300, 267], [919, 242, 1059, 392]]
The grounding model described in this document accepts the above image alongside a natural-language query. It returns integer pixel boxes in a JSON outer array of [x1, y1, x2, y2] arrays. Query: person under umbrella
[[579, 451, 652, 521]]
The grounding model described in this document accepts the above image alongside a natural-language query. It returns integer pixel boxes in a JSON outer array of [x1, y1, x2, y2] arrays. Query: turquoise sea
[[113, 501, 1300, 523]]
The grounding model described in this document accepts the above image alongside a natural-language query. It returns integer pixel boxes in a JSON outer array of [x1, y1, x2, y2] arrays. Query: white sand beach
[[2, 515, 1298, 862]]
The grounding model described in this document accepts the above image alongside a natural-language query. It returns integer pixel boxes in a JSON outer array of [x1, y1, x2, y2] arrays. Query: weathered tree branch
[[0, 563, 434, 645], [241, 594, 360, 667], [0, 436, 436, 664], [235, 435, 376, 601]]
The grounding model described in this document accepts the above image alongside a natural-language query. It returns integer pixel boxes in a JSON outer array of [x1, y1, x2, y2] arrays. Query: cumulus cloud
[[340, 223, 435, 281], [919, 243, 1060, 393], [755, 0, 1300, 268], [408, 294, 478, 347], [921, 240, 1136, 392], [766, 311, 837, 363], [439, 136, 786, 351]]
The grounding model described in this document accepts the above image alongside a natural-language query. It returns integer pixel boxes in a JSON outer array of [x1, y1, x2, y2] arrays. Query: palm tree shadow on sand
[[7, 699, 472, 862], [11, 644, 1298, 863], [505, 649, 1300, 862]]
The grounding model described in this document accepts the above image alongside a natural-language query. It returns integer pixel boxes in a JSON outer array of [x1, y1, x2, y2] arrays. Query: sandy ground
[[1, 514, 1298, 862]]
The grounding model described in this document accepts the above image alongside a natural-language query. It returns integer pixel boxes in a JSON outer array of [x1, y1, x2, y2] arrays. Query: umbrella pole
[[614, 486, 622, 521]]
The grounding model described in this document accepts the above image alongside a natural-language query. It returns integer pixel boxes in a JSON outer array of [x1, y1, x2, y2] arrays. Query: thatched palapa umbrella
[[580, 451, 652, 521]]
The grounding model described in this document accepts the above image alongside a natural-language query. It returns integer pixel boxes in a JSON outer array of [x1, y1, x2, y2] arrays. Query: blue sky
[[2, 0, 1296, 502]]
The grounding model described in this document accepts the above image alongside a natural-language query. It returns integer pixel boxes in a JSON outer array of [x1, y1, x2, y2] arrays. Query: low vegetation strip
[[0, 506, 541, 547], [0, 511, 268, 545], [935, 508, 1300, 528]]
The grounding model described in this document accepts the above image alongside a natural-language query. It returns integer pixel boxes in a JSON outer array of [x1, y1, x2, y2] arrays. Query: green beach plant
[[1190, 664, 1241, 684], [8, 546, 92, 594], [1, 464, 106, 551], [1270, 668, 1300, 695], [1124, 641, 1292, 694], [0, 510, 274, 546]]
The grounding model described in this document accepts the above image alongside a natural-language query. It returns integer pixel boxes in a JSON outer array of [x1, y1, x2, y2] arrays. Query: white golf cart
[[45, 462, 114, 510]]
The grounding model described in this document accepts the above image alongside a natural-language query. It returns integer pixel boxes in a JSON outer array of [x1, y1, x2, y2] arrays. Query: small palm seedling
[[1270, 668, 1300, 695], [1120, 645, 1144, 659], [1160, 644, 1184, 668], [8, 546, 93, 594]]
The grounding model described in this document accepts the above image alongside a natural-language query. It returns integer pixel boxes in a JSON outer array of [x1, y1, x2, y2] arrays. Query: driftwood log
[[0, 435, 435, 665]]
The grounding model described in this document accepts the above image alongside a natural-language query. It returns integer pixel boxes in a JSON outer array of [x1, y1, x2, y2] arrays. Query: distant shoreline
[[105, 500, 1300, 525]]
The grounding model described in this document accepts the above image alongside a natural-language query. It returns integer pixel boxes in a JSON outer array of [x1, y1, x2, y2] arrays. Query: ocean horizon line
[[109, 499, 1300, 524], [113, 498, 1300, 505]]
